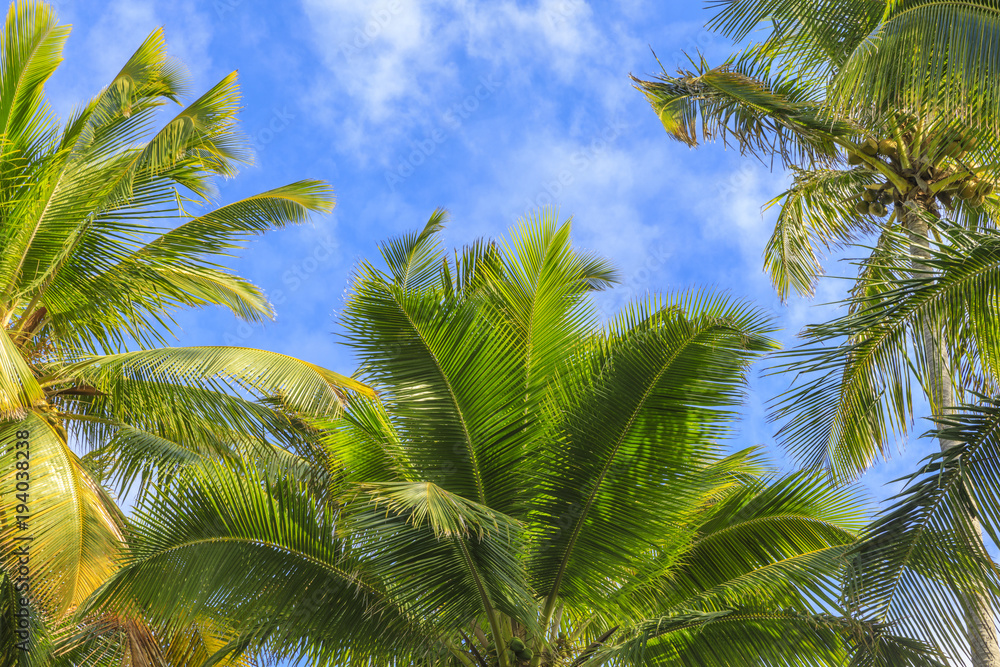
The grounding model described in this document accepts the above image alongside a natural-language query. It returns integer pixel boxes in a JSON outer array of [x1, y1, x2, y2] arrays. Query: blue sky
[[49, 1, 940, 507]]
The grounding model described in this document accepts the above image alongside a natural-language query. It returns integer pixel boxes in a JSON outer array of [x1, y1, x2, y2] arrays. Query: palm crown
[[633, 2, 1000, 665], [0, 1, 371, 660], [85, 213, 936, 667]]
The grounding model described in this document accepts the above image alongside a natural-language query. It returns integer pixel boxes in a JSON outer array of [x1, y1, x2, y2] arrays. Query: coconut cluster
[[848, 124, 993, 216], [507, 637, 534, 664], [855, 185, 891, 217]]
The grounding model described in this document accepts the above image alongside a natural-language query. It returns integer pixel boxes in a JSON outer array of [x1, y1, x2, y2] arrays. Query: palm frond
[[770, 224, 1000, 480], [833, 0, 1000, 152], [529, 292, 776, 618], [61, 345, 374, 413], [705, 0, 883, 72], [0, 328, 43, 418], [0, 414, 123, 614], [592, 609, 941, 667], [846, 400, 1000, 666], [346, 481, 538, 637], [0, 0, 67, 158], [631, 54, 853, 167], [83, 461, 429, 666], [342, 249, 528, 509], [763, 167, 881, 300]]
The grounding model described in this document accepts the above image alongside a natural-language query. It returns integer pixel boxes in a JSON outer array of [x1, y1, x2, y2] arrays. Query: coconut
[[977, 181, 994, 197], [861, 137, 879, 155], [878, 139, 898, 157], [869, 202, 888, 216], [509, 639, 526, 652], [959, 181, 979, 199], [854, 200, 871, 215], [971, 194, 987, 207], [862, 189, 878, 202], [847, 153, 864, 166], [517, 649, 534, 661]]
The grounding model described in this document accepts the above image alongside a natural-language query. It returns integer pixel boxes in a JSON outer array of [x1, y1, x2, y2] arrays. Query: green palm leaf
[[0, 414, 123, 614], [833, 1, 1000, 140], [593, 609, 941, 667], [0, 0, 67, 157], [528, 292, 776, 621], [62, 346, 373, 412], [84, 461, 428, 666], [94, 214, 875, 667], [763, 167, 882, 299], [771, 224, 1000, 480], [846, 401, 1000, 666], [632, 54, 853, 167]]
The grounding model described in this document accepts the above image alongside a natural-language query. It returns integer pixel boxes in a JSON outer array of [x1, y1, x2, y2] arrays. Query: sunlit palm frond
[[492, 211, 617, 400], [833, 0, 1000, 150], [346, 481, 538, 635], [846, 400, 1000, 666], [593, 610, 941, 667], [770, 224, 1000, 480], [631, 54, 852, 167], [0, 0, 68, 158], [705, 0, 883, 72], [529, 292, 777, 620], [0, 415, 123, 615], [763, 167, 882, 300], [61, 346, 373, 413], [84, 461, 429, 666], [342, 239, 529, 511]]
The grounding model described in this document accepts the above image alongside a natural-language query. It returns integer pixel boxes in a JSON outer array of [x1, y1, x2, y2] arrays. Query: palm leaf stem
[[458, 538, 508, 667]]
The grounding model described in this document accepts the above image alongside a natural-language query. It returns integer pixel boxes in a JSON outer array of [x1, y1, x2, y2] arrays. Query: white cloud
[[696, 162, 789, 264], [300, 0, 608, 130], [85, 0, 160, 78], [301, 0, 455, 123], [457, 0, 603, 80]]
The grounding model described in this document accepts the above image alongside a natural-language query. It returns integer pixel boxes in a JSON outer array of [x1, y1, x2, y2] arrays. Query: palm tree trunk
[[904, 202, 1000, 667]]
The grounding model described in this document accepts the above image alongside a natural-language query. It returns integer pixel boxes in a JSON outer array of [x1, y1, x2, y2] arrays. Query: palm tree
[[83, 212, 935, 667], [0, 1, 371, 662], [809, 228, 1000, 667], [632, 1, 1000, 664]]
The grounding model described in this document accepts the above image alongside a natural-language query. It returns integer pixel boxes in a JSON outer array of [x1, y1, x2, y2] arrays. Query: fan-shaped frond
[[529, 292, 777, 620]]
